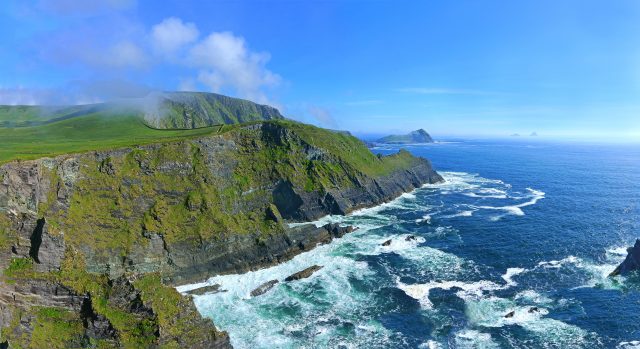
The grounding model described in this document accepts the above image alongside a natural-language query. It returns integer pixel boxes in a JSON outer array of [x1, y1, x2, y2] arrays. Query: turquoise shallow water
[[178, 140, 640, 348]]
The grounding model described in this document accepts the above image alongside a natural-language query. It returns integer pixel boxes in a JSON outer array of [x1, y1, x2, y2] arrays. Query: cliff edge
[[0, 120, 442, 348]]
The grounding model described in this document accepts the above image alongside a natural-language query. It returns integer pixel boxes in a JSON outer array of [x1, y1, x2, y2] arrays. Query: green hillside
[[149, 92, 283, 129], [0, 113, 221, 164], [0, 91, 284, 129]]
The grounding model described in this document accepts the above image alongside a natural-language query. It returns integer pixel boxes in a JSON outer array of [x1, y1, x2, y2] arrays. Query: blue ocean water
[[179, 140, 640, 349]]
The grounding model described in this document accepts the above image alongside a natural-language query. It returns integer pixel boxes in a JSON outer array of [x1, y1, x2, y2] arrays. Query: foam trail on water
[[476, 187, 545, 217], [177, 170, 563, 348]]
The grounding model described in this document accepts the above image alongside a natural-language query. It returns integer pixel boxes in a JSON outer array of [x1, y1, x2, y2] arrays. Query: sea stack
[[610, 239, 640, 276]]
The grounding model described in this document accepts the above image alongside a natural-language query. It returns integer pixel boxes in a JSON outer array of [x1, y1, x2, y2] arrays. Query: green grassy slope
[[153, 92, 283, 129], [0, 113, 222, 164], [0, 105, 103, 127], [0, 92, 283, 130], [0, 114, 419, 179]]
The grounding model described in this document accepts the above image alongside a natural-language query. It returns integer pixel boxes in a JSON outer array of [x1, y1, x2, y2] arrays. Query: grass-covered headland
[[0, 92, 440, 348]]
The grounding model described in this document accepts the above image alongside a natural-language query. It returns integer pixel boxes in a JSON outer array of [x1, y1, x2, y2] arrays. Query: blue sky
[[1, 0, 639, 139]]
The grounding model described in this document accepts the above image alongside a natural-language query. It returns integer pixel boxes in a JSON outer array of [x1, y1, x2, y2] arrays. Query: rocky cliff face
[[610, 239, 640, 277], [0, 120, 442, 348]]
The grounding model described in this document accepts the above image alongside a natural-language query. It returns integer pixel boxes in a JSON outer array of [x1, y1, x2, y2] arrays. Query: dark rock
[[610, 239, 640, 276], [528, 307, 539, 313], [405, 235, 416, 241], [250, 280, 279, 297], [108, 277, 154, 316], [504, 311, 515, 318], [185, 284, 225, 296], [80, 297, 117, 341], [381, 239, 392, 246], [28, 218, 45, 263], [285, 265, 323, 282]]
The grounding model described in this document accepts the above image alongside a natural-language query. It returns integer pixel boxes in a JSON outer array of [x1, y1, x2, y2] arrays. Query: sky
[[1, 0, 639, 139]]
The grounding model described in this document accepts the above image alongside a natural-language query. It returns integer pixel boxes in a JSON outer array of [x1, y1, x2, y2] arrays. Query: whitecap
[[618, 341, 640, 349], [607, 246, 630, 256], [397, 279, 504, 309], [475, 187, 545, 218], [465, 296, 594, 348], [453, 329, 500, 349], [415, 214, 431, 223], [502, 267, 526, 286], [441, 210, 475, 218]]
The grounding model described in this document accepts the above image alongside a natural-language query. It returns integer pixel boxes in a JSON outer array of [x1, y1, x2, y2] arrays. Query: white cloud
[[308, 106, 336, 128], [188, 31, 280, 103], [151, 17, 199, 55], [106, 41, 148, 67], [178, 78, 197, 92]]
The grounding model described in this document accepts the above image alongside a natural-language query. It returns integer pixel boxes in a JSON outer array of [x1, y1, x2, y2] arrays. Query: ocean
[[178, 139, 640, 348]]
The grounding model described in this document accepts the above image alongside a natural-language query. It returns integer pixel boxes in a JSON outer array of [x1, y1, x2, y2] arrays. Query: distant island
[[377, 129, 434, 144], [530, 132, 538, 136], [511, 133, 521, 137]]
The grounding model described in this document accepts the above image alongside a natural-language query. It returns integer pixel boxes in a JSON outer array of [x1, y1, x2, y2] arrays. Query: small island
[[377, 129, 434, 144]]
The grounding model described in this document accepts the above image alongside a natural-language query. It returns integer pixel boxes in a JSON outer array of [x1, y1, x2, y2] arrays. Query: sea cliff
[[0, 120, 442, 348]]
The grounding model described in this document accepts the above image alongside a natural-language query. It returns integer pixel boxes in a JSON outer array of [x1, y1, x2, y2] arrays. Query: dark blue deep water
[[181, 140, 640, 349]]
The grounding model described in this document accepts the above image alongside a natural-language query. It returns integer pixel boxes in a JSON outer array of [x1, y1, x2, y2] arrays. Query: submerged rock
[[405, 235, 417, 241], [285, 265, 323, 282], [381, 239, 392, 246], [610, 239, 640, 276], [250, 280, 279, 297], [528, 306, 540, 313], [504, 311, 515, 318], [185, 284, 225, 296]]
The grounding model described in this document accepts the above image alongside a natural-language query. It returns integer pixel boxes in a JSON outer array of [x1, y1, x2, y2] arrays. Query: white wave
[[397, 279, 504, 309], [525, 253, 622, 290], [415, 214, 431, 223], [463, 187, 509, 199], [607, 246, 630, 256], [465, 296, 594, 348], [418, 340, 442, 349], [536, 255, 580, 269], [180, 232, 392, 349], [441, 210, 475, 218], [502, 267, 526, 286], [619, 341, 640, 349], [376, 234, 426, 254], [452, 329, 500, 349], [514, 290, 553, 304], [476, 187, 545, 217]]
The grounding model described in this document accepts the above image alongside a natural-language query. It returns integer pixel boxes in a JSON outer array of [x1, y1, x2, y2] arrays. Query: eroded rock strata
[[0, 120, 442, 348]]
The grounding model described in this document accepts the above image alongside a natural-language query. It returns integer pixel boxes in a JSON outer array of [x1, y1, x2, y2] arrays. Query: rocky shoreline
[[0, 121, 443, 348]]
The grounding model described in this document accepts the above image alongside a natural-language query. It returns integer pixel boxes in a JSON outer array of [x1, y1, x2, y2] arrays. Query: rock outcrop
[[0, 120, 442, 347], [250, 280, 279, 297], [285, 265, 323, 281], [610, 239, 640, 276]]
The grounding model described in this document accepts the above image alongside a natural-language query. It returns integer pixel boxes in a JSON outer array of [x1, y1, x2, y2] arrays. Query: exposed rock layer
[[0, 121, 442, 347]]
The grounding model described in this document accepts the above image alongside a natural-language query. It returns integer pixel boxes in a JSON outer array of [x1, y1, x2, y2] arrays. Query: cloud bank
[[2, 5, 281, 106]]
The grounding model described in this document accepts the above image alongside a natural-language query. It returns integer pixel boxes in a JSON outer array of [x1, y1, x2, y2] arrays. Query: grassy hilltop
[[0, 92, 284, 164]]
